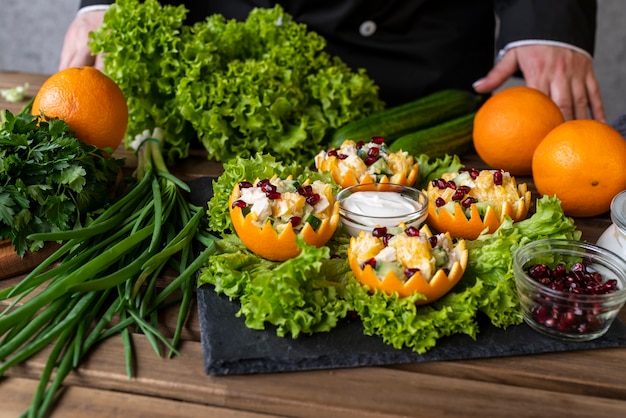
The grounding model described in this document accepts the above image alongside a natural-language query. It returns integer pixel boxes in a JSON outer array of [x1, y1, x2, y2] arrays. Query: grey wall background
[[1, 0, 624, 122]]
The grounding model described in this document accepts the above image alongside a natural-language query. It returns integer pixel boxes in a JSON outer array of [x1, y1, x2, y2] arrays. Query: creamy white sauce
[[342, 191, 419, 218]]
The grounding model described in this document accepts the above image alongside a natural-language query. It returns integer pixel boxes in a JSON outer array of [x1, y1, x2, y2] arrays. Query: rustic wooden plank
[[5, 333, 626, 417], [394, 346, 626, 401], [0, 376, 274, 418], [0, 70, 44, 114]]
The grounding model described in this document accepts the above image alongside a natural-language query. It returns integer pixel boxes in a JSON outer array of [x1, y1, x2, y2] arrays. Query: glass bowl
[[513, 238, 626, 341], [336, 183, 428, 237]]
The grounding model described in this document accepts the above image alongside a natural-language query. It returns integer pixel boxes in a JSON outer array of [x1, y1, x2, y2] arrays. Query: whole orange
[[473, 86, 564, 175], [532, 120, 626, 217], [32, 66, 128, 151]]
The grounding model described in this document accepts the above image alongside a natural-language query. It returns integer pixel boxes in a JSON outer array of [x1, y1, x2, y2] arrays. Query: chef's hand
[[473, 44, 606, 122], [59, 10, 106, 71]]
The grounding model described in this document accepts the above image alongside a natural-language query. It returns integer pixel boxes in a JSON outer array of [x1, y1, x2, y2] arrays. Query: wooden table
[[2, 70, 625, 418]]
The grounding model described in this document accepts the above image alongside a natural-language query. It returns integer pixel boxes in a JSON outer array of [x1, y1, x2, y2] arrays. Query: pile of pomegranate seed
[[525, 261, 620, 334]]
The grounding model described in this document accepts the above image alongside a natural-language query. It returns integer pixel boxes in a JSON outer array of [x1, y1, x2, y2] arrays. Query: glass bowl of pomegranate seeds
[[336, 183, 428, 237], [513, 239, 626, 341]]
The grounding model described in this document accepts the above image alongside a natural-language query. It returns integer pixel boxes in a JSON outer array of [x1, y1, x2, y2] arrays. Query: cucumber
[[389, 112, 476, 159], [329, 89, 481, 148]]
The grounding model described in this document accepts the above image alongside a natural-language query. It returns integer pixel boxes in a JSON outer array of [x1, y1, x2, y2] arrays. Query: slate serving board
[[196, 284, 626, 376], [188, 176, 626, 376]]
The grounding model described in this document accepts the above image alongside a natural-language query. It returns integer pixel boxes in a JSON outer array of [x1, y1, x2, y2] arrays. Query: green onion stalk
[[0, 128, 217, 417]]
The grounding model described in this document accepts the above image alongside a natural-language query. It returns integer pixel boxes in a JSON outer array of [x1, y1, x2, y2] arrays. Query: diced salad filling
[[351, 224, 463, 282], [428, 168, 526, 219], [315, 137, 415, 184], [231, 176, 334, 234]]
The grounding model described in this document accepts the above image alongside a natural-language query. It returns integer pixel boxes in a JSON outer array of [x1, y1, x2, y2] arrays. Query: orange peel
[[315, 139, 419, 188], [425, 174, 531, 240], [228, 180, 340, 261], [347, 227, 468, 304]]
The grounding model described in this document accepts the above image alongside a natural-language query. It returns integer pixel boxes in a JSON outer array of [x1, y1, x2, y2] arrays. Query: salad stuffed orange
[[347, 223, 468, 304], [315, 137, 419, 188], [425, 168, 531, 240], [228, 175, 340, 261]]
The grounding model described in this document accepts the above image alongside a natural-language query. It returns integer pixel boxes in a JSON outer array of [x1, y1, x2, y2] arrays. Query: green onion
[[0, 127, 217, 417]]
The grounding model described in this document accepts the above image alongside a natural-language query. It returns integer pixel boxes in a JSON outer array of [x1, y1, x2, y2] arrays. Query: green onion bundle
[[0, 128, 216, 417]]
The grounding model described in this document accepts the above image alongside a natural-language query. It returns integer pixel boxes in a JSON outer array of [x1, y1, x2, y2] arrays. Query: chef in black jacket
[[60, 0, 605, 121]]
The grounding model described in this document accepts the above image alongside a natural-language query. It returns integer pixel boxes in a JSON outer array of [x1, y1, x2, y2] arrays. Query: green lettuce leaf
[[415, 153, 464, 189], [90, 0, 384, 165], [198, 234, 352, 338], [464, 195, 582, 327]]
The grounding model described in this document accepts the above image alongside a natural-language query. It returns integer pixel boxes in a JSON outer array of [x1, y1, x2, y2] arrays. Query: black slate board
[[197, 284, 626, 376], [189, 176, 626, 376]]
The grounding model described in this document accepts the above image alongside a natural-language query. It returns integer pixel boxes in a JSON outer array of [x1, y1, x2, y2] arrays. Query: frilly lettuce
[[199, 153, 583, 353], [90, 0, 384, 165], [464, 196, 582, 327]]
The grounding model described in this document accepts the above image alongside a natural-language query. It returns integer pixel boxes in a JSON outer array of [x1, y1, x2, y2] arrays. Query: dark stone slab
[[189, 175, 626, 376], [197, 283, 626, 376]]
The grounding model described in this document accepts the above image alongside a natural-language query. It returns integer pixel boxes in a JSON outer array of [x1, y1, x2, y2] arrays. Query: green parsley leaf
[[0, 111, 125, 256]]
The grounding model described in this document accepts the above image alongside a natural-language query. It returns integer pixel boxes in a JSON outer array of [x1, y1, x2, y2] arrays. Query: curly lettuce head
[[91, 0, 384, 166]]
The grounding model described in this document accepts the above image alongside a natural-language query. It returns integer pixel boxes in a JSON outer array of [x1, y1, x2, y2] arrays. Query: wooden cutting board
[[0, 239, 59, 280]]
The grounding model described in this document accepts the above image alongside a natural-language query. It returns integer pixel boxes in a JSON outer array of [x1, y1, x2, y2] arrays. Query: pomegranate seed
[[461, 197, 477, 208], [256, 178, 270, 188], [327, 149, 338, 157], [297, 185, 313, 196], [261, 182, 276, 193], [238, 181, 253, 189], [364, 156, 378, 166], [266, 190, 281, 200], [338, 153, 348, 160], [435, 197, 446, 207], [367, 147, 380, 158], [452, 189, 466, 201], [356, 141, 365, 149], [432, 179, 447, 189], [231, 199, 247, 209], [446, 180, 457, 189], [493, 170, 503, 185], [372, 227, 388, 238], [404, 267, 420, 278], [289, 216, 302, 227], [364, 258, 376, 269], [306, 193, 320, 206], [382, 234, 394, 247], [428, 236, 438, 247], [404, 226, 420, 237], [371, 136, 385, 145]]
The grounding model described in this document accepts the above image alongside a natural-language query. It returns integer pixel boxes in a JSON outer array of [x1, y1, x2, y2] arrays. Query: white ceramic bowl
[[336, 183, 428, 237]]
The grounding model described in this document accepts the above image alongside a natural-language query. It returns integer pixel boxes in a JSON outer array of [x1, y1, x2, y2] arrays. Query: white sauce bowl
[[336, 183, 428, 237]]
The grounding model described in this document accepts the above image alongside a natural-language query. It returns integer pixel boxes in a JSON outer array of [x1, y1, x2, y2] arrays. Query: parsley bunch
[[0, 111, 124, 256]]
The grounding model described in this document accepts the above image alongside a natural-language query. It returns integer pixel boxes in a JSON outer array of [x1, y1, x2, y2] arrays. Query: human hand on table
[[473, 44, 606, 122], [59, 10, 106, 71]]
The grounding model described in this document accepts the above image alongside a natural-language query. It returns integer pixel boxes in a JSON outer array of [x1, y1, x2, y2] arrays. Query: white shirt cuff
[[497, 40, 593, 61], [77, 5, 111, 15]]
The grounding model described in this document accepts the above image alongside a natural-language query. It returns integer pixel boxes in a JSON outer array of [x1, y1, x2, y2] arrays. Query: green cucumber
[[389, 112, 476, 159], [329, 89, 481, 148]]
